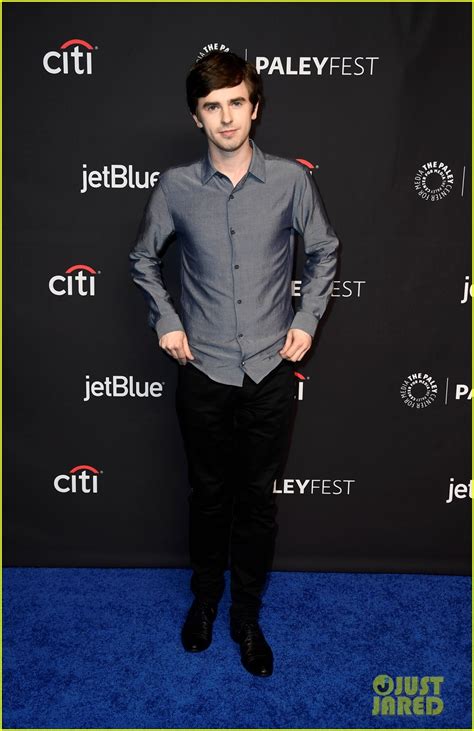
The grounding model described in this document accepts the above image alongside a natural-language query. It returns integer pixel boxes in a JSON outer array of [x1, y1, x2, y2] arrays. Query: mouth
[[219, 129, 238, 137]]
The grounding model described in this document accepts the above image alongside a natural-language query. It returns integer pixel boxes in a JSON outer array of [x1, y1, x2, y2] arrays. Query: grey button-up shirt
[[129, 138, 339, 386]]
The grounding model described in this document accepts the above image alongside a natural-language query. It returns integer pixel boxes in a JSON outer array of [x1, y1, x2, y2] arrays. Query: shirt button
[[234, 264, 239, 269], [238, 333, 243, 338], [237, 299, 242, 304], [241, 360, 246, 366], [229, 194, 234, 200], [230, 229, 235, 235]]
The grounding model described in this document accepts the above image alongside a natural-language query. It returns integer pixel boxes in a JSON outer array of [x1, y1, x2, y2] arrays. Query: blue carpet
[[2, 568, 471, 729]]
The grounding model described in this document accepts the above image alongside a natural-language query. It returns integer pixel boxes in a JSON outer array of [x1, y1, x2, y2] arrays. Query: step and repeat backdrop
[[4, 2, 471, 572]]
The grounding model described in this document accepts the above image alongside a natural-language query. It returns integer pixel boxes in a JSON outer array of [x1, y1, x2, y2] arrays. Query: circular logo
[[414, 161, 454, 201], [195, 43, 230, 63], [400, 372, 438, 408], [373, 674, 394, 695]]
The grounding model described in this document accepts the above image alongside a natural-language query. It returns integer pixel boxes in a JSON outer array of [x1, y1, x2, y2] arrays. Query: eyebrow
[[202, 97, 247, 108]]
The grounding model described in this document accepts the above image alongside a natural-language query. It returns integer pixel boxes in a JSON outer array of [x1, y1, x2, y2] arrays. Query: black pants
[[175, 357, 296, 622]]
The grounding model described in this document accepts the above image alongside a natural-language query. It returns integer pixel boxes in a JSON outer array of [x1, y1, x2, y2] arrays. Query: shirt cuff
[[289, 311, 319, 338], [154, 314, 185, 339]]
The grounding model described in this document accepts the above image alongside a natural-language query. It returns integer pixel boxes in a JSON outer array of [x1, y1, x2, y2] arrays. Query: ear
[[251, 100, 260, 121], [191, 112, 203, 129]]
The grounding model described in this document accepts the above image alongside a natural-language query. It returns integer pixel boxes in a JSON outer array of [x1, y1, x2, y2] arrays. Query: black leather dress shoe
[[230, 620, 274, 676], [181, 599, 217, 652]]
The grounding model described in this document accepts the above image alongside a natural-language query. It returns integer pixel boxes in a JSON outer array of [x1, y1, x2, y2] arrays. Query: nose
[[221, 105, 233, 125]]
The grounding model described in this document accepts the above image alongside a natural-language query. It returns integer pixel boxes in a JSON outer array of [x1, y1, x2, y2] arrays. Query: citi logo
[[54, 464, 102, 493], [49, 264, 99, 296], [43, 38, 96, 75], [295, 158, 318, 174], [293, 369, 308, 401]]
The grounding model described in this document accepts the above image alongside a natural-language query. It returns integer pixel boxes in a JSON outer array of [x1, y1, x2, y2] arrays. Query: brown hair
[[186, 50, 264, 117]]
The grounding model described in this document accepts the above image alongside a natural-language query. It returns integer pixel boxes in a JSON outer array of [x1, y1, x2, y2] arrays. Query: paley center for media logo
[[400, 373, 438, 408], [49, 264, 99, 296], [43, 38, 97, 75], [414, 161, 454, 201], [195, 42, 230, 62], [54, 465, 102, 493], [400, 373, 471, 408]]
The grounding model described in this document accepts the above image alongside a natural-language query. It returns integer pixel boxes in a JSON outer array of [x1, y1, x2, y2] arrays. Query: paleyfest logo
[[293, 278, 366, 299], [414, 161, 454, 201], [54, 465, 102, 493], [273, 478, 354, 496], [49, 264, 99, 296], [372, 674, 444, 716], [254, 55, 379, 76], [43, 38, 97, 75]]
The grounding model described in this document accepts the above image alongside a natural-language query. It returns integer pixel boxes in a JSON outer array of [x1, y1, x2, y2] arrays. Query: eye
[[232, 101, 243, 106]]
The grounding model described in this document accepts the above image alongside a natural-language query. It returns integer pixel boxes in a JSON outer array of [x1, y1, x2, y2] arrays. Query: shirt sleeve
[[290, 167, 340, 338], [129, 176, 185, 339]]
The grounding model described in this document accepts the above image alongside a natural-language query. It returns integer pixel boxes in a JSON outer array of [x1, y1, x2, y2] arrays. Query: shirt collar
[[201, 138, 266, 185]]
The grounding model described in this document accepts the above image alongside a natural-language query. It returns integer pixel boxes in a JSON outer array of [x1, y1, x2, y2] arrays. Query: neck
[[208, 138, 253, 176]]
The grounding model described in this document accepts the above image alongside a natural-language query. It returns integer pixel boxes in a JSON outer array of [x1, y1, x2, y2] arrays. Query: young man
[[129, 50, 339, 677]]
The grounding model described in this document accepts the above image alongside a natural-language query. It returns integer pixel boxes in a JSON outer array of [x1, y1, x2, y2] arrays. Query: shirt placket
[[224, 173, 249, 367]]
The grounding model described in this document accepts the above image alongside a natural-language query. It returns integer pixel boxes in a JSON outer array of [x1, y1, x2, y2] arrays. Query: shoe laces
[[238, 620, 263, 645], [189, 600, 215, 623]]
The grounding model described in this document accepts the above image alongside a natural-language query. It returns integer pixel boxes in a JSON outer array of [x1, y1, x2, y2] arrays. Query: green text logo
[[372, 674, 444, 716]]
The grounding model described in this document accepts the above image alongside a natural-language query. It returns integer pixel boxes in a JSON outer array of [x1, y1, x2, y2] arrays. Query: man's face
[[191, 80, 259, 154]]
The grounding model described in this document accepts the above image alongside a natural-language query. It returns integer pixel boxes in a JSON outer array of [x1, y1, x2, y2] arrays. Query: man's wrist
[[289, 312, 318, 339], [155, 315, 185, 340]]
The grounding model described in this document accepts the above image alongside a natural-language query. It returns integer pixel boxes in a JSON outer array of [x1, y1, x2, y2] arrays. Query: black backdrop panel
[[4, 2, 471, 572]]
